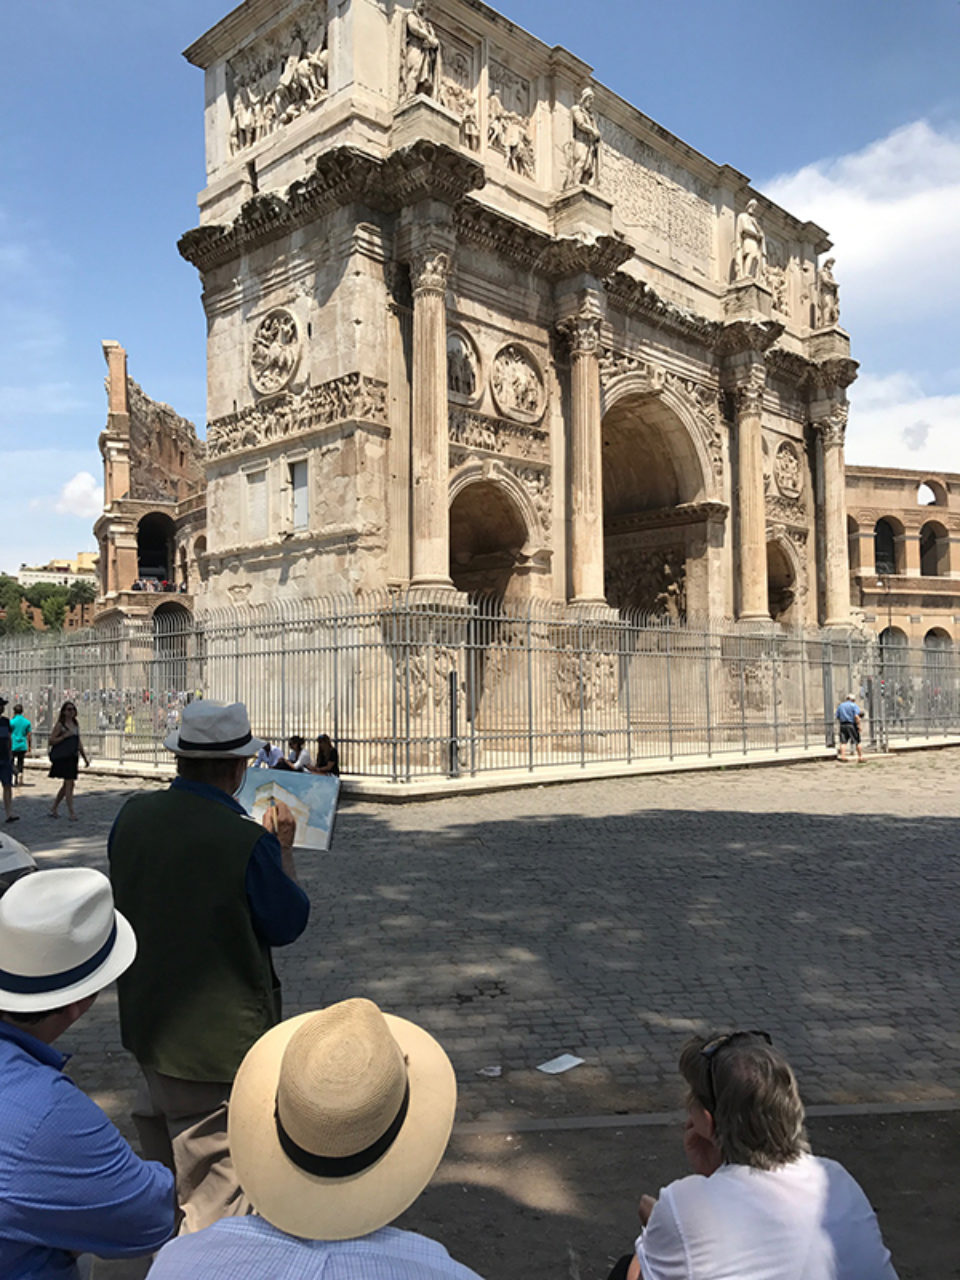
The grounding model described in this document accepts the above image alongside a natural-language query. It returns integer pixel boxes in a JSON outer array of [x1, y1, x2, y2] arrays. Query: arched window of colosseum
[[873, 518, 901, 576], [919, 521, 949, 577], [917, 480, 947, 506]]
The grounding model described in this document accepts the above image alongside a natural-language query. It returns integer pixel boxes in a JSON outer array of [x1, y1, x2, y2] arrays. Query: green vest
[[109, 787, 281, 1081]]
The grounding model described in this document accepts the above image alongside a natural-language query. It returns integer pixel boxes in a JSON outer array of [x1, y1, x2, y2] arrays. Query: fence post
[[448, 669, 460, 777], [624, 619, 633, 764], [665, 626, 674, 761], [578, 618, 586, 769], [821, 640, 834, 750], [772, 634, 780, 753], [526, 610, 535, 772], [704, 623, 712, 759], [739, 629, 747, 756]]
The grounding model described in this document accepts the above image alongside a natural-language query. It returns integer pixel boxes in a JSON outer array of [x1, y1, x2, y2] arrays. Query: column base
[[410, 575, 457, 590]]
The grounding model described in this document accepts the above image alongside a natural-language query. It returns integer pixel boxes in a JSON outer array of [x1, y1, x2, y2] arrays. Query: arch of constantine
[[96, 0, 857, 630]]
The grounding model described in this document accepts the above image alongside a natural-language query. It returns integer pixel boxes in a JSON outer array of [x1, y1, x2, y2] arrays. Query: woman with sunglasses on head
[[48, 700, 90, 821], [609, 1030, 897, 1280]]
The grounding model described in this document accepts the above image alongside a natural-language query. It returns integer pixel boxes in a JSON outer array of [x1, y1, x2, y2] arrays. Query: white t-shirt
[[635, 1155, 897, 1280]]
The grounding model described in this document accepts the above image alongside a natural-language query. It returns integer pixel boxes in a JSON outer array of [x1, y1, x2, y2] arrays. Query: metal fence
[[1, 592, 958, 780]]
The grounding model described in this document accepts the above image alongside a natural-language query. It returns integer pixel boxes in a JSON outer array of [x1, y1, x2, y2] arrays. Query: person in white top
[[274, 736, 312, 772], [610, 1030, 897, 1280], [252, 740, 283, 769]]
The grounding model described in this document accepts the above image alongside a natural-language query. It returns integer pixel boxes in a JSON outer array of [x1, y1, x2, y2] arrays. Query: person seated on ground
[[836, 693, 865, 764], [608, 1030, 897, 1280], [274, 735, 312, 771], [0, 867, 176, 1278], [146, 997, 484, 1278], [253, 738, 283, 769], [310, 733, 339, 776]]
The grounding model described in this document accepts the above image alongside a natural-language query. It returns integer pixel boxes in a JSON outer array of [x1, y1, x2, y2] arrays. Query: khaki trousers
[[132, 1067, 251, 1234]]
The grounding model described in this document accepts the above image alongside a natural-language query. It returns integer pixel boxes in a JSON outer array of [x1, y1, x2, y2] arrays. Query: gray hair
[[679, 1032, 810, 1170]]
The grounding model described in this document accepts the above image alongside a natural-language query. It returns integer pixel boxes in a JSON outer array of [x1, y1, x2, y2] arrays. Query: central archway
[[600, 390, 711, 617]]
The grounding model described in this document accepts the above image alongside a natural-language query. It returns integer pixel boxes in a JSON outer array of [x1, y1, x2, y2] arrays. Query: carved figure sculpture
[[564, 87, 601, 189], [461, 102, 481, 151], [492, 346, 543, 420], [447, 334, 477, 398], [817, 257, 840, 328], [401, 0, 441, 100], [734, 198, 766, 281]]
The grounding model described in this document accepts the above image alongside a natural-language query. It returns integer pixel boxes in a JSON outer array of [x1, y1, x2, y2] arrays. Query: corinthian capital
[[557, 300, 603, 358], [812, 403, 848, 448], [410, 248, 453, 296], [730, 364, 766, 417]]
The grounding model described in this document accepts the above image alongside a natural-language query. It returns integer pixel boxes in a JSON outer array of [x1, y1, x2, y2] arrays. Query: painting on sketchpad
[[237, 770, 340, 851]]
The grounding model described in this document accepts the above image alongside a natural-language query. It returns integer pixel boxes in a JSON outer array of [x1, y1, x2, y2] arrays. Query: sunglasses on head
[[700, 1029, 772, 1113]]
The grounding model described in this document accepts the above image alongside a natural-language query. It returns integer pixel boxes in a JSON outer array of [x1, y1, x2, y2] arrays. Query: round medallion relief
[[447, 330, 480, 404], [774, 441, 803, 499], [250, 308, 301, 395], [491, 344, 545, 424]]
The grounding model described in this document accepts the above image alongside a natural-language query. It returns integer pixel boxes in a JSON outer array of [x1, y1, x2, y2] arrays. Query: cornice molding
[[605, 273, 722, 345]]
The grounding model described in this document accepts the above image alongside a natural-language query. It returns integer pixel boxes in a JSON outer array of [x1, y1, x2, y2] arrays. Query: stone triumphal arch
[[156, 0, 857, 627]]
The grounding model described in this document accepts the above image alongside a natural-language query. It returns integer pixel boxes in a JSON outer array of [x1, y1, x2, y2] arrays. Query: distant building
[[18, 553, 98, 589], [846, 466, 960, 647]]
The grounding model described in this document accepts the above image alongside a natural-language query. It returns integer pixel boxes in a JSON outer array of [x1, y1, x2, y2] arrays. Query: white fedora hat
[[228, 998, 457, 1240], [0, 868, 136, 1013], [164, 700, 264, 758]]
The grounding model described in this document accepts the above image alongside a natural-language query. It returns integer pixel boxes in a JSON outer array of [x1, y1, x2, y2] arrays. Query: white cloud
[[54, 471, 104, 519], [765, 120, 960, 321], [847, 372, 960, 474]]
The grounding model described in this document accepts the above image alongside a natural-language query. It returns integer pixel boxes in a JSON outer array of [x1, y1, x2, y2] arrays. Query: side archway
[[448, 463, 547, 599]]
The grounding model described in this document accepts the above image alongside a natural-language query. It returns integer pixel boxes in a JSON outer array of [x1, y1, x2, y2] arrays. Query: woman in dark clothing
[[312, 734, 339, 776], [48, 701, 90, 820]]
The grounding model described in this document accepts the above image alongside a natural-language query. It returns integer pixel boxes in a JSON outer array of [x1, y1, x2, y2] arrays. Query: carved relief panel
[[599, 118, 712, 266], [446, 329, 480, 403], [491, 344, 546, 423], [227, 4, 328, 155], [250, 309, 301, 396], [437, 29, 480, 153], [765, 235, 794, 318], [488, 59, 536, 179]]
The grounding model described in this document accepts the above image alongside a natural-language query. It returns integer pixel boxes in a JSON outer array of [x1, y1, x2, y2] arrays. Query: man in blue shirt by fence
[[836, 693, 865, 763], [0, 866, 175, 1277]]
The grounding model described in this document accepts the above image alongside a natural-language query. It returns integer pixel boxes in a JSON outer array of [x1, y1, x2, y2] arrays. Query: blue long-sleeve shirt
[[0, 1021, 175, 1278]]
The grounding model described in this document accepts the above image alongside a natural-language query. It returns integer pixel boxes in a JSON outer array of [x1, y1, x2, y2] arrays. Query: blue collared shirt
[[110, 778, 309, 947], [147, 1218, 485, 1279], [0, 1020, 175, 1278]]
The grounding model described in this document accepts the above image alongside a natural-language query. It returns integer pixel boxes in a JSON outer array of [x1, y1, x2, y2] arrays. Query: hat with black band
[[0, 867, 136, 1013], [163, 700, 264, 759]]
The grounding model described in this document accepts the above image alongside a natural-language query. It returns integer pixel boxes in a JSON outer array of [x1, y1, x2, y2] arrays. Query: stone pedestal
[[409, 238, 455, 588], [558, 301, 605, 604], [391, 95, 463, 151], [725, 278, 773, 321]]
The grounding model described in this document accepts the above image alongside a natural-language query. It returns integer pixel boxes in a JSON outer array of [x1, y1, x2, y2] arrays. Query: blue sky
[[2, 0, 958, 572]]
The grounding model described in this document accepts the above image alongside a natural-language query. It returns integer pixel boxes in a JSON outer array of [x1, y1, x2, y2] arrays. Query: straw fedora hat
[[163, 700, 264, 758], [228, 998, 457, 1240], [0, 867, 136, 1013]]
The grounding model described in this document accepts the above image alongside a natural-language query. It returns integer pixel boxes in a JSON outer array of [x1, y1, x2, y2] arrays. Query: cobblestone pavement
[[12, 750, 960, 1135]]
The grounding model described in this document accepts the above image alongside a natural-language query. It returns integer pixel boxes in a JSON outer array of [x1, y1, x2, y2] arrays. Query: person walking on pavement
[[108, 700, 310, 1233], [48, 700, 90, 820], [0, 699, 18, 824], [10, 703, 32, 786], [836, 692, 865, 763]]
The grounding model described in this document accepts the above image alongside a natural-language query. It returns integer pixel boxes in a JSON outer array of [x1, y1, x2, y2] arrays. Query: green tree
[[67, 579, 96, 608], [0, 575, 31, 636], [41, 595, 68, 631], [24, 582, 64, 608]]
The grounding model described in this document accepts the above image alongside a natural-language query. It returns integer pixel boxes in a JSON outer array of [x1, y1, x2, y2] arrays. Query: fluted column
[[409, 243, 454, 588], [733, 366, 770, 621], [814, 405, 851, 626], [559, 301, 605, 603]]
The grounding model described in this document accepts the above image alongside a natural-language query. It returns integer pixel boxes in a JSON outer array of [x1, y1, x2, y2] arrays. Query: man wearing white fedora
[[147, 997, 484, 1278], [109, 700, 310, 1233], [0, 867, 176, 1277]]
